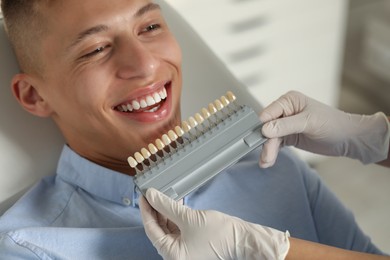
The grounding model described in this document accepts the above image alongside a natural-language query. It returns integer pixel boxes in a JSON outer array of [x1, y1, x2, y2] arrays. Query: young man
[[0, 0, 384, 258]]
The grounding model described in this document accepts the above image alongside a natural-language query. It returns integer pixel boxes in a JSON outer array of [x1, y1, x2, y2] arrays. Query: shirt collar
[[56, 145, 136, 207]]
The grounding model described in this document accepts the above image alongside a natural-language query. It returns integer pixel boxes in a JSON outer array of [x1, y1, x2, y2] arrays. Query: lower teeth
[[145, 105, 160, 113]]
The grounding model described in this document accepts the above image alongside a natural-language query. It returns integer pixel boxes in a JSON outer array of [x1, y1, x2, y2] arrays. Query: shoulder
[[0, 175, 77, 232]]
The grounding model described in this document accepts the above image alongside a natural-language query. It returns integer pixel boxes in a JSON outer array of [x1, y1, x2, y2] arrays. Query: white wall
[[166, 0, 348, 108]]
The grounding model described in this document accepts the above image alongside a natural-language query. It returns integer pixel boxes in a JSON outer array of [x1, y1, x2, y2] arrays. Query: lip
[[114, 81, 172, 123]]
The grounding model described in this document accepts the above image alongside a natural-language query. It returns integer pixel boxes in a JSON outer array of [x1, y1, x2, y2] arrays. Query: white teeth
[[117, 86, 168, 112], [159, 90, 167, 100], [146, 96, 156, 106], [153, 93, 162, 103], [132, 100, 141, 110], [140, 99, 148, 108], [148, 106, 159, 113]]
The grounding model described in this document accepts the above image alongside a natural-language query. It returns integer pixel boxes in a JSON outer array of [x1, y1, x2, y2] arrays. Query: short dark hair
[[1, 0, 50, 74]]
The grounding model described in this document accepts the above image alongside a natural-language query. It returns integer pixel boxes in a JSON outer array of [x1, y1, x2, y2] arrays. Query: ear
[[11, 74, 53, 118]]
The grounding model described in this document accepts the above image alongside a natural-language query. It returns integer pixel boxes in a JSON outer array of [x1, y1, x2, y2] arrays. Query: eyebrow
[[67, 3, 161, 51], [136, 3, 161, 17], [69, 25, 109, 51]]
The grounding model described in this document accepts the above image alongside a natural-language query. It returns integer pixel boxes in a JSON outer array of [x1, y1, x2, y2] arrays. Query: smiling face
[[13, 0, 182, 174]]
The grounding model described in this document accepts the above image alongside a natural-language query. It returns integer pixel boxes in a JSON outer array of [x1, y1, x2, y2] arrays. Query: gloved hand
[[259, 91, 390, 168], [139, 188, 290, 260]]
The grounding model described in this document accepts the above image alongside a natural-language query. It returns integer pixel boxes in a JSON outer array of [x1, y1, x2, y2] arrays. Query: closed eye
[[142, 24, 161, 33], [81, 45, 110, 59]]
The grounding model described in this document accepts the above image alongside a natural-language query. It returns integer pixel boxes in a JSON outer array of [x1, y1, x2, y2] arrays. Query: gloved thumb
[[259, 137, 283, 168], [145, 188, 188, 227]]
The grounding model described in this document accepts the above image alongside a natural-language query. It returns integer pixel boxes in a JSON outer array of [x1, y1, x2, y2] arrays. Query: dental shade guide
[[128, 91, 267, 200]]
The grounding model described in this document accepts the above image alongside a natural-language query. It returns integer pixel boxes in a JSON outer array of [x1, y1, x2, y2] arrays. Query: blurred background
[[166, 0, 390, 253]]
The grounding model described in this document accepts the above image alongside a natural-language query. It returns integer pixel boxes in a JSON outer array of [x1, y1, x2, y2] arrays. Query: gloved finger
[[262, 113, 309, 138], [259, 137, 282, 168], [259, 91, 306, 123], [154, 205, 180, 234], [139, 195, 169, 244], [145, 188, 188, 228], [259, 102, 284, 123], [155, 206, 172, 235], [166, 218, 181, 234]]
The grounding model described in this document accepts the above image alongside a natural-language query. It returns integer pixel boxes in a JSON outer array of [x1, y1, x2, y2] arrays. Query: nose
[[116, 39, 160, 80]]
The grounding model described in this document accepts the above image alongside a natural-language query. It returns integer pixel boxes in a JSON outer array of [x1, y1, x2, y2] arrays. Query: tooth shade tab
[[220, 96, 230, 107], [214, 99, 224, 111], [162, 134, 171, 146], [148, 143, 158, 154], [188, 117, 198, 128], [155, 139, 165, 150], [208, 103, 217, 114], [175, 126, 184, 137], [195, 113, 204, 124], [226, 91, 236, 102], [134, 152, 144, 163], [168, 130, 178, 141], [182, 121, 191, 132], [127, 156, 138, 168], [141, 148, 151, 159], [201, 108, 211, 119]]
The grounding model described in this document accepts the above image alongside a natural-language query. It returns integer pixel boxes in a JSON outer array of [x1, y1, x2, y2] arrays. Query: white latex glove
[[139, 188, 290, 260], [259, 91, 390, 168]]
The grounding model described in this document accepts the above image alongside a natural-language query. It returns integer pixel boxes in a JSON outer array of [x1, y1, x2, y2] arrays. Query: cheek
[[169, 41, 182, 67], [157, 35, 182, 69], [45, 72, 111, 117], [71, 67, 114, 103]]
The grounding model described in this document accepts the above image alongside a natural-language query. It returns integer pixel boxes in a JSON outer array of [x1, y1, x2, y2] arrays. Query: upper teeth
[[117, 87, 167, 112]]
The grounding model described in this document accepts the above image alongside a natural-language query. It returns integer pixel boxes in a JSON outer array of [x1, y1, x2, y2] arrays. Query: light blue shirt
[[0, 145, 382, 259]]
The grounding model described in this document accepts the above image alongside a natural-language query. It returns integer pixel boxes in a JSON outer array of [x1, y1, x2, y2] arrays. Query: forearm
[[286, 238, 389, 260], [377, 116, 390, 168]]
